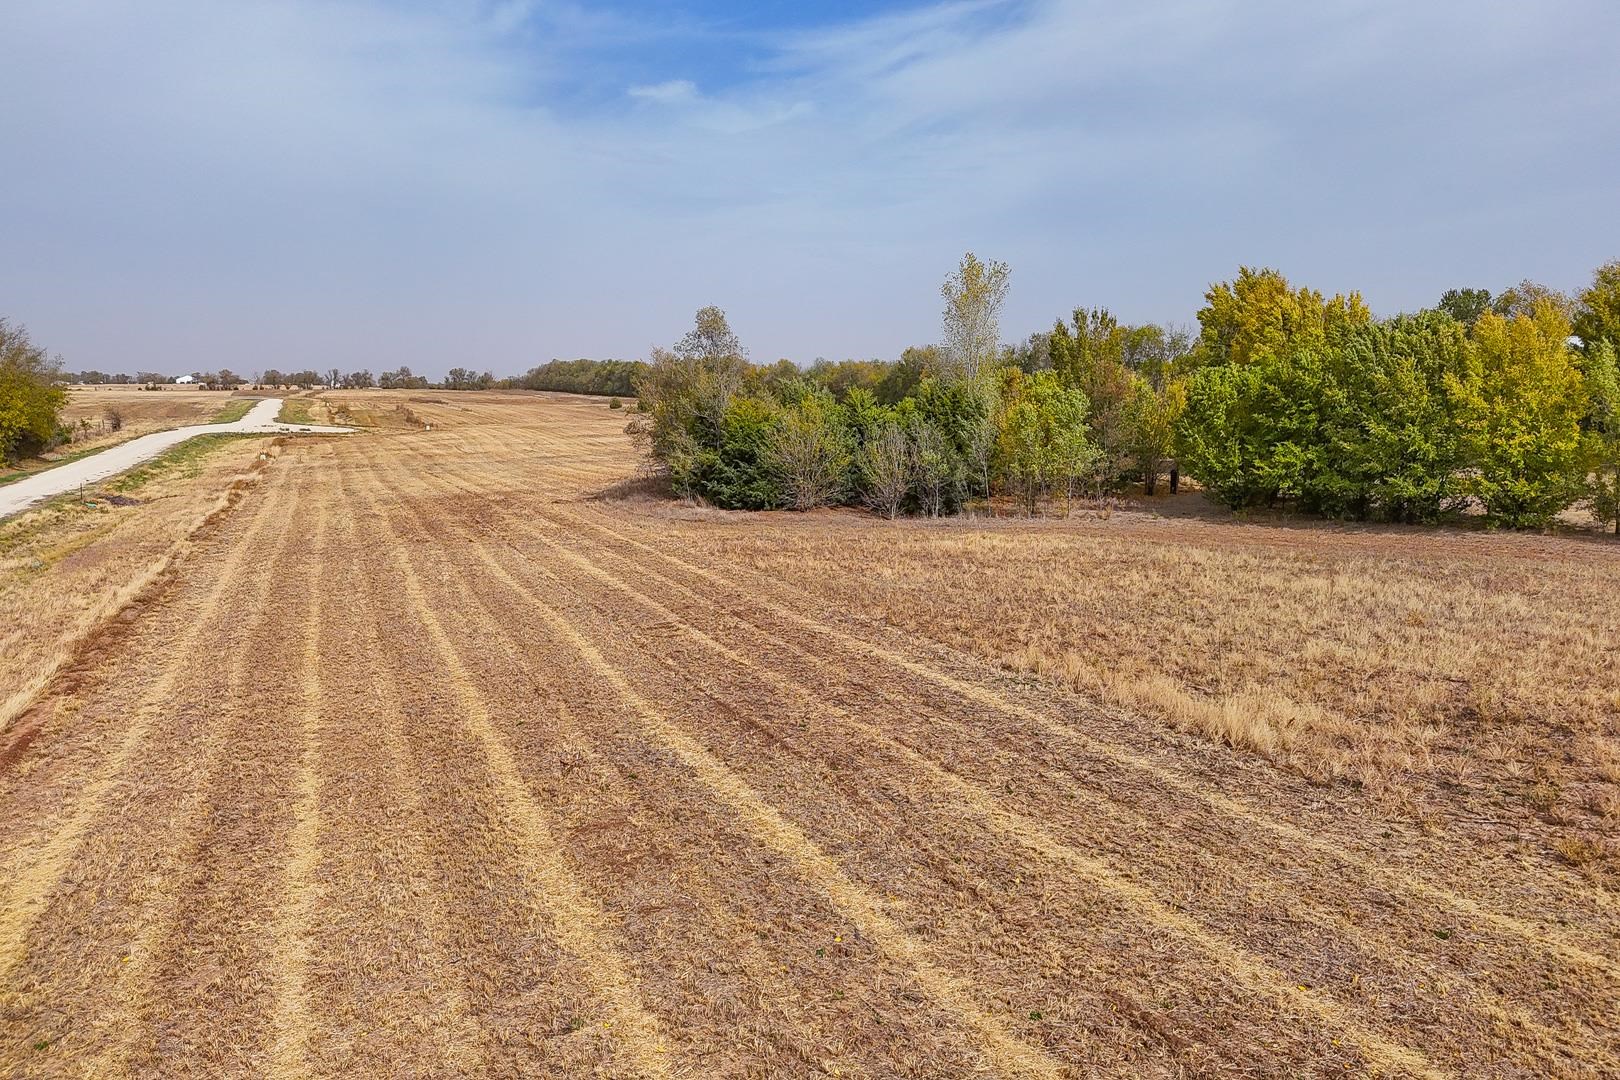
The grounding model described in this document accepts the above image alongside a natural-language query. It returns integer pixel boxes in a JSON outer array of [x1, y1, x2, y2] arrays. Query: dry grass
[[637, 507, 1620, 862], [0, 432, 280, 740], [58, 384, 249, 438], [3, 390, 1617, 1077], [0, 386, 259, 488]]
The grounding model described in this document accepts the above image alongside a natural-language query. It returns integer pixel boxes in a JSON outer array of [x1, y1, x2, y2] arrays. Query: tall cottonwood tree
[[940, 252, 1010, 381]]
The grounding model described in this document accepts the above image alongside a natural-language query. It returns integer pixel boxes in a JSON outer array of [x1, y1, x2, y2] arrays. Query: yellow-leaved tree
[[1448, 301, 1589, 528], [1196, 267, 1371, 366]]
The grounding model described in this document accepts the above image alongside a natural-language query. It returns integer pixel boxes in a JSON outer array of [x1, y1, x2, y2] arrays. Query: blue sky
[[2, 1, 1618, 377]]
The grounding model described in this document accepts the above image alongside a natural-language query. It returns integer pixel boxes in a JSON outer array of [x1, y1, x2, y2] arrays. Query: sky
[[2, 0, 1618, 378]]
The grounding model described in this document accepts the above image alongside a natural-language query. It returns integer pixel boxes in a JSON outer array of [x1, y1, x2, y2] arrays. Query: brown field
[[58, 385, 250, 439], [1, 390, 1617, 1078], [0, 386, 257, 486]]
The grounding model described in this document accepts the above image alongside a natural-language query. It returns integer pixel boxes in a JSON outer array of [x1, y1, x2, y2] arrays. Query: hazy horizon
[[5, 0, 1618, 379]]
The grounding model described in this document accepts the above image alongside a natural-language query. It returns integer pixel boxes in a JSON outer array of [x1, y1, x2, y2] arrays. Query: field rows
[[0, 392, 1614, 1077]]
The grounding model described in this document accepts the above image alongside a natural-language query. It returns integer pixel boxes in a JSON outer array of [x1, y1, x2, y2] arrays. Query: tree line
[[632, 255, 1620, 532], [8, 254, 1620, 531]]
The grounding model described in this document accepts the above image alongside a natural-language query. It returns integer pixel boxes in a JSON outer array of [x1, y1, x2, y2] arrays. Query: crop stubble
[[0, 391, 1615, 1078]]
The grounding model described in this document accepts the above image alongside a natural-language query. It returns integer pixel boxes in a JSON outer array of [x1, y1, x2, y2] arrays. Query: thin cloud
[[0, 0, 1616, 376], [628, 79, 700, 104]]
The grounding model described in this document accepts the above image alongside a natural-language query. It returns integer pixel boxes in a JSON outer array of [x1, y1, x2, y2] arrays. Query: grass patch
[[208, 398, 257, 424], [277, 398, 316, 425], [109, 433, 263, 494]]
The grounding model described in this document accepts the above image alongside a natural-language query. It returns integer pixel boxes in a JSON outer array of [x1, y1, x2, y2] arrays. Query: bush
[[859, 421, 910, 518], [668, 396, 780, 509], [905, 417, 965, 517], [769, 391, 852, 511], [609, 396, 623, 410], [0, 319, 66, 463]]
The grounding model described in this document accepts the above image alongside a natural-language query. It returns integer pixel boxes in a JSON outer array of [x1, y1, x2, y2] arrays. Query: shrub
[[665, 396, 780, 509], [769, 392, 852, 511], [609, 396, 623, 410], [0, 319, 66, 463], [906, 418, 965, 517], [859, 421, 910, 519]]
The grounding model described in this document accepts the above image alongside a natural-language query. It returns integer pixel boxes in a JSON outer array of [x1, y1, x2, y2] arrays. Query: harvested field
[[0, 387, 259, 488], [57, 385, 251, 440], [1, 390, 1617, 1078]]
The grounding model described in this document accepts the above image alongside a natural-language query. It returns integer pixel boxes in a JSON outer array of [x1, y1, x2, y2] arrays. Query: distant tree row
[[61, 370, 175, 385], [631, 256, 1620, 533], [510, 358, 646, 397]]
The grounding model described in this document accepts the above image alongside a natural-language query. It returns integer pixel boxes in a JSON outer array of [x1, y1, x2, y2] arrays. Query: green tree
[[1574, 259, 1620, 354], [1305, 312, 1473, 522], [696, 397, 782, 509], [911, 374, 995, 503], [630, 306, 750, 491], [1124, 374, 1185, 496], [1435, 288, 1493, 328], [1120, 323, 1196, 391], [805, 358, 891, 401], [1049, 308, 1136, 486], [876, 346, 940, 404], [1491, 279, 1574, 322], [939, 252, 1010, 380], [1450, 303, 1589, 528], [1583, 338, 1620, 535], [996, 370, 1098, 513], [0, 319, 67, 462], [1174, 348, 1331, 509]]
